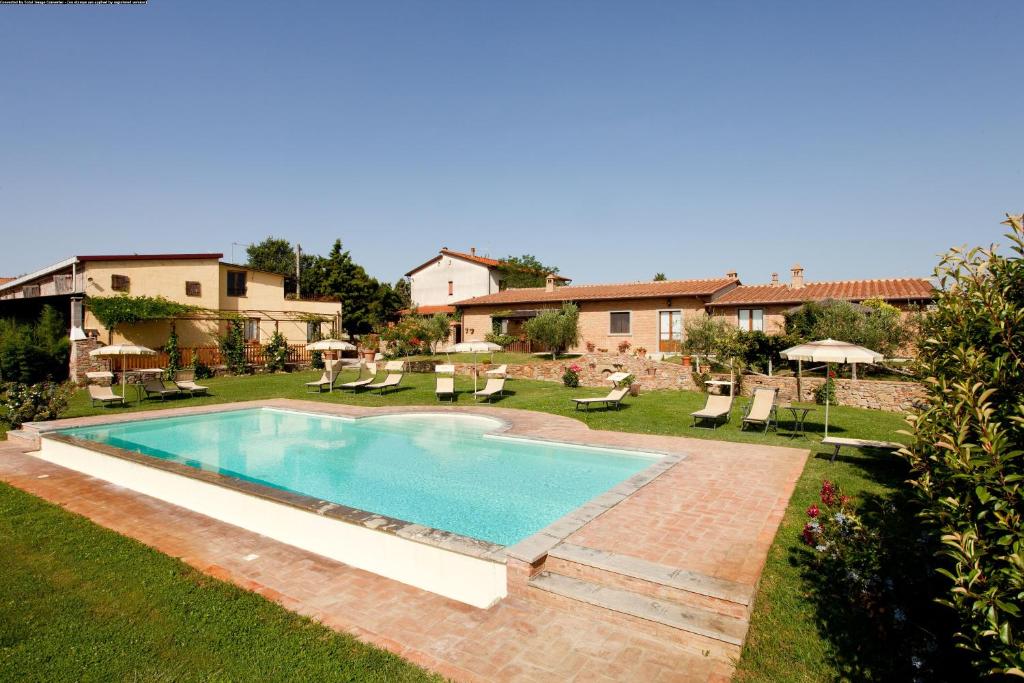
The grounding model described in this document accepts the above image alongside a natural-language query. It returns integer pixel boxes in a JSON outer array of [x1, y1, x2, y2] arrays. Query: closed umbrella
[[306, 339, 357, 392], [89, 344, 157, 401], [780, 339, 883, 438], [447, 341, 502, 393]]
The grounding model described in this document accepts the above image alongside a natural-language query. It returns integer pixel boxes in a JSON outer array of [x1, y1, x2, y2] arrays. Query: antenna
[[231, 241, 251, 263], [295, 244, 302, 299]]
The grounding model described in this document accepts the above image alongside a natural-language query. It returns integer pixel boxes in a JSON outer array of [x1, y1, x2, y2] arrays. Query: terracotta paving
[[1, 400, 808, 681]]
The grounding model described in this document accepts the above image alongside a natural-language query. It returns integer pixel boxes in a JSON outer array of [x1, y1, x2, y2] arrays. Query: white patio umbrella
[[89, 344, 157, 400], [780, 339, 883, 438], [448, 341, 502, 392], [306, 339, 357, 392]]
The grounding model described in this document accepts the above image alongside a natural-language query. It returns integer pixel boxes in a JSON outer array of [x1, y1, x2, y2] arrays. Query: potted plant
[[682, 355, 692, 369], [361, 334, 379, 361], [622, 374, 640, 396], [617, 340, 631, 354], [635, 346, 647, 359], [585, 341, 596, 353]]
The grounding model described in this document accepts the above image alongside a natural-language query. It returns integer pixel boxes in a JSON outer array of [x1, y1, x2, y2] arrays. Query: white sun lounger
[[691, 393, 734, 429], [435, 364, 456, 402], [173, 370, 210, 396], [142, 379, 181, 401], [473, 377, 506, 403], [572, 386, 629, 411], [306, 361, 346, 393], [485, 364, 508, 377], [88, 384, 126, 407], [367, 362, 405, 395], [741, 387, 779, 433], [339, 362, 378, 391], [822, 437, 903, 463]]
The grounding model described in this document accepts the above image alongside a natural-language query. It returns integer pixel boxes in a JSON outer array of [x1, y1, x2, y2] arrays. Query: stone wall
[[68, 334, 107, 386], [407, 352, 694, 391], [740, 374, 927, 413]]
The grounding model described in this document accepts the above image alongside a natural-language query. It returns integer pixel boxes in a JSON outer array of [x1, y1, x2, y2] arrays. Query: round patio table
[[782, 405, 816, 439]]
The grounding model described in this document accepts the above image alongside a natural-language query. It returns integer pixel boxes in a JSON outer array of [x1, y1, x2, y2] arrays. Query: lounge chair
[[142, 378, 181, 401], [305, 361, 346, 393], [88, 384, 126, 408], [473, 377, 506, 403], [435, 364, 456, 402], [340, 362, 378, 391], [741, 387, 779, 433], [173, 370, 210, 397], [822, 437, 903, 463], [485, 364, 508, 377], [691, 393, 733, 429], [572, 386, 629, 411], [366, 361, 404, 395]]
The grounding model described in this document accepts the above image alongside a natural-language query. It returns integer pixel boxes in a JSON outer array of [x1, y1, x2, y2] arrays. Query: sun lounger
[[473, 377, 506, 403], [691, 393, 733, 429], [435, 364, 456, 402], [367, 362, 404, 395], [173, 370, 209, 396], [485, 364, 508, 377], [572, 386, 629, 411], [305, 361, 347, 393], [339, 362, 378, 391], [142, 378, 181, 401], [88, 384, 126, 407], [741, 387, 779, 433], [822, 436, 903, 463]]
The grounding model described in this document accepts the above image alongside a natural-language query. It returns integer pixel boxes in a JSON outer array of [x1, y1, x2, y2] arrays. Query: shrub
[[164, 328, 181, 381], [562, 364, 581, 388], [191, 353, 214, 380], [218, 321, 247, 374], [523, 304, 579, 360], [784, 298, 907, 357], [263, 330, 289, 372], [485, 332, 518, 348], [683, 314, 742, 374], [0, 381, 74, 428], [813, 370, 837, 405], [737, 330, 794, 374], [903, 213, 1024, 677], [0, 306, 71, 384]]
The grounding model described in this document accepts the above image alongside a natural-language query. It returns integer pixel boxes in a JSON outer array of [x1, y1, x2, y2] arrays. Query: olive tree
[[524, 303, 579, 359]]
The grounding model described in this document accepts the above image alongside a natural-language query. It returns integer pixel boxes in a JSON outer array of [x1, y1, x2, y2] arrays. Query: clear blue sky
[[2, 1, 1021, 286]]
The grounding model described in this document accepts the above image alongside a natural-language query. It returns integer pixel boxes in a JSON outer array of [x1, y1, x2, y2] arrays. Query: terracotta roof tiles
[[455, 277, 738, 306], [707, 278, 934, 306]]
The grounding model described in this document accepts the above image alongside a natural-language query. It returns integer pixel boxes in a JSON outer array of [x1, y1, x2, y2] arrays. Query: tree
[[423, 313, 453, 353], [683, 313, 742, 375], [393, 278, 412, 310], [498, 254, 561, 289], [246, 237, 295, 276], [164, 327, 180, 380], [904, 213, 1024, 677], [653, 272, 667, 281], [523, 303, 579, 359], [312, 240, 400, 336], [0, 305, 71, 384], [218, 320, 247, 374], [784, 299, 907, 357]]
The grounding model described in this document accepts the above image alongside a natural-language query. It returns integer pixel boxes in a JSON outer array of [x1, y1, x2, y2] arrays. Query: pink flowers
[[806, 504, 820, 518], [821, 479, 838, 506], [569, 364, 582, 373]]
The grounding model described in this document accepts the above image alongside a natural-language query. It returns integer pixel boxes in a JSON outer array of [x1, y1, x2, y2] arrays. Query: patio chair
[[305, 360, 346, 393], [690, 393, 733, 429], [435, 364, 456, 402], [88, 384, 126, 408], [572, 386, 629, 411], [173, 370, 210, 397], [484, 364, 508, 377], [339, 362, 378, 391], [367, 361, 404, 395], [142, 378, 181, 401], [741, 387, 779, 433], [473, 377, 506, 403]]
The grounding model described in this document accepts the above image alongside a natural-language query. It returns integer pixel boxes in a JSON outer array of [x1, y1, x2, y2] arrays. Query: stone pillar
[[69, 333, 105, 386]]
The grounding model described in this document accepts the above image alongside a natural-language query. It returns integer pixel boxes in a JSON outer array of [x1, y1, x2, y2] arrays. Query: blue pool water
[[60, 408, 656, 545]]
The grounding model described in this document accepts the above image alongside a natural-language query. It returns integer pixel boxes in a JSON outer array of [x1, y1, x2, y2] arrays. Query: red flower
[[820, 480, 838, 506], [839, 494, 852, 507], [828, 370, 836, 379], [806, 504, 820, 518], [801, 522, 819, 546]]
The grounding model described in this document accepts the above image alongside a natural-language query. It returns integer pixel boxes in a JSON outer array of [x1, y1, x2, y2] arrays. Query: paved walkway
[[1, 401, 807, 681]]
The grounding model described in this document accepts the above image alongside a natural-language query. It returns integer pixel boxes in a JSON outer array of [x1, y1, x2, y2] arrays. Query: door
[[658, 310, 683, 353]]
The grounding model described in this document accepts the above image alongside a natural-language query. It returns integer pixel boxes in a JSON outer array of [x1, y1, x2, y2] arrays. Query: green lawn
[[0, 482, 439, 682], [3, 369, 913, 680]]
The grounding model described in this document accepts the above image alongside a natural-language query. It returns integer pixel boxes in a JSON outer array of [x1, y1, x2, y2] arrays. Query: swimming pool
[[58, 408, 656, 546]]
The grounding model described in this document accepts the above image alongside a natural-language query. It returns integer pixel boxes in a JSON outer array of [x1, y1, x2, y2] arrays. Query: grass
[[0, 482, 439, 682], [4, 369, 914, 680]]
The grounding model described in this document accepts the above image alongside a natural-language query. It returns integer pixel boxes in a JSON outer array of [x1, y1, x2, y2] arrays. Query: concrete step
[[4, 429, 39, 450], [528, 570, 748, 647], [548, 542, 753, 606]]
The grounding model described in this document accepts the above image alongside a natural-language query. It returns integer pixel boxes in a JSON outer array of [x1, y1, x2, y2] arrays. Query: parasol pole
[[824, 362, 830, 438]]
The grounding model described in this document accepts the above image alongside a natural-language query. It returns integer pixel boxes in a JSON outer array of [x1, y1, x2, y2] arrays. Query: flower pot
[[682, 355, 692, 369], [361, 350, 376, 361], [628, 384, 640, 397]]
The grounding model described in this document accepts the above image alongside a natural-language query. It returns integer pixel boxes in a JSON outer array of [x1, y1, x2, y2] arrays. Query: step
[[548, 542, 753, 605], [528, 571, 747, 647], [4, 429, 39, 450]]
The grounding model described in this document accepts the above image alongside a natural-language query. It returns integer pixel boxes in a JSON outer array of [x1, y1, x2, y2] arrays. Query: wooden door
[[658, 310, 683, 353]]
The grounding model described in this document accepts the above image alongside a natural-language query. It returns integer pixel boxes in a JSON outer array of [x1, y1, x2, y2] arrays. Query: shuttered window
[[610, 311, 631, 335], [111, 275, 130, 292], [185, 281, 202, 297]]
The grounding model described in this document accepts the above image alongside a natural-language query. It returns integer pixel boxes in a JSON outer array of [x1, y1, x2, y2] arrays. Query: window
[[227, 271, 247, 297], [610, 311, 631, 335], [22, 284, 40, 298], [111, 274, 130, 292], [185, 281, 202, 297], [244, 318, 260, 343], [306, 322, 320, 343], [738, 308, 764, 332], [448, 281, 454, 296]]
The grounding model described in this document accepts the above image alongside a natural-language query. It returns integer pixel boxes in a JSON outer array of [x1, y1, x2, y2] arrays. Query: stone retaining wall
[[740, 374, 927, 413]]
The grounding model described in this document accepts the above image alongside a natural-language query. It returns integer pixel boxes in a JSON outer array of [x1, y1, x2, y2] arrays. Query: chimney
[[770, 272, 779, 287], [545, 274, 556, 292], [470, 247, 476, 256], [726, 270, 738, 279], [791, 264, 804, 289]]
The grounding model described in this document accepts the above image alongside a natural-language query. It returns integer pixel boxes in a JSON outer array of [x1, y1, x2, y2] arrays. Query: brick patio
[[1, 400, 807, 681]]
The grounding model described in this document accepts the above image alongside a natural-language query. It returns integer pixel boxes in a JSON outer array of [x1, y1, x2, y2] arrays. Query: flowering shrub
[[617, 340, 631, 354], [634, 347, 647, 358], [263, 330, 289, 372], [1, 382, 74, 429], [562, 364, 581, 388]]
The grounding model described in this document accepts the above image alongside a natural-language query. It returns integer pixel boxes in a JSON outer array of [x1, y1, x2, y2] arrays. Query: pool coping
[[32, 401, 687, 565]]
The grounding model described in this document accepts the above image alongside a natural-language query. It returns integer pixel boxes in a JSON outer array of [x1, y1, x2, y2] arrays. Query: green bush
[[904, 213, 1024, 677], [1, 381, 74, 428], [0, 305, 71, 384], [485, 332, 518, 348], [813, 373, 837, 405], [191, 353, 214, 380], [561, 364, 581, 388], [164, 328, 181, 381], [524, 304, 579, 360], [263, 330, 289, 372], [784, 298, 908, 357], [218, 321, 247, 374], [737, 330, 794, 374]]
